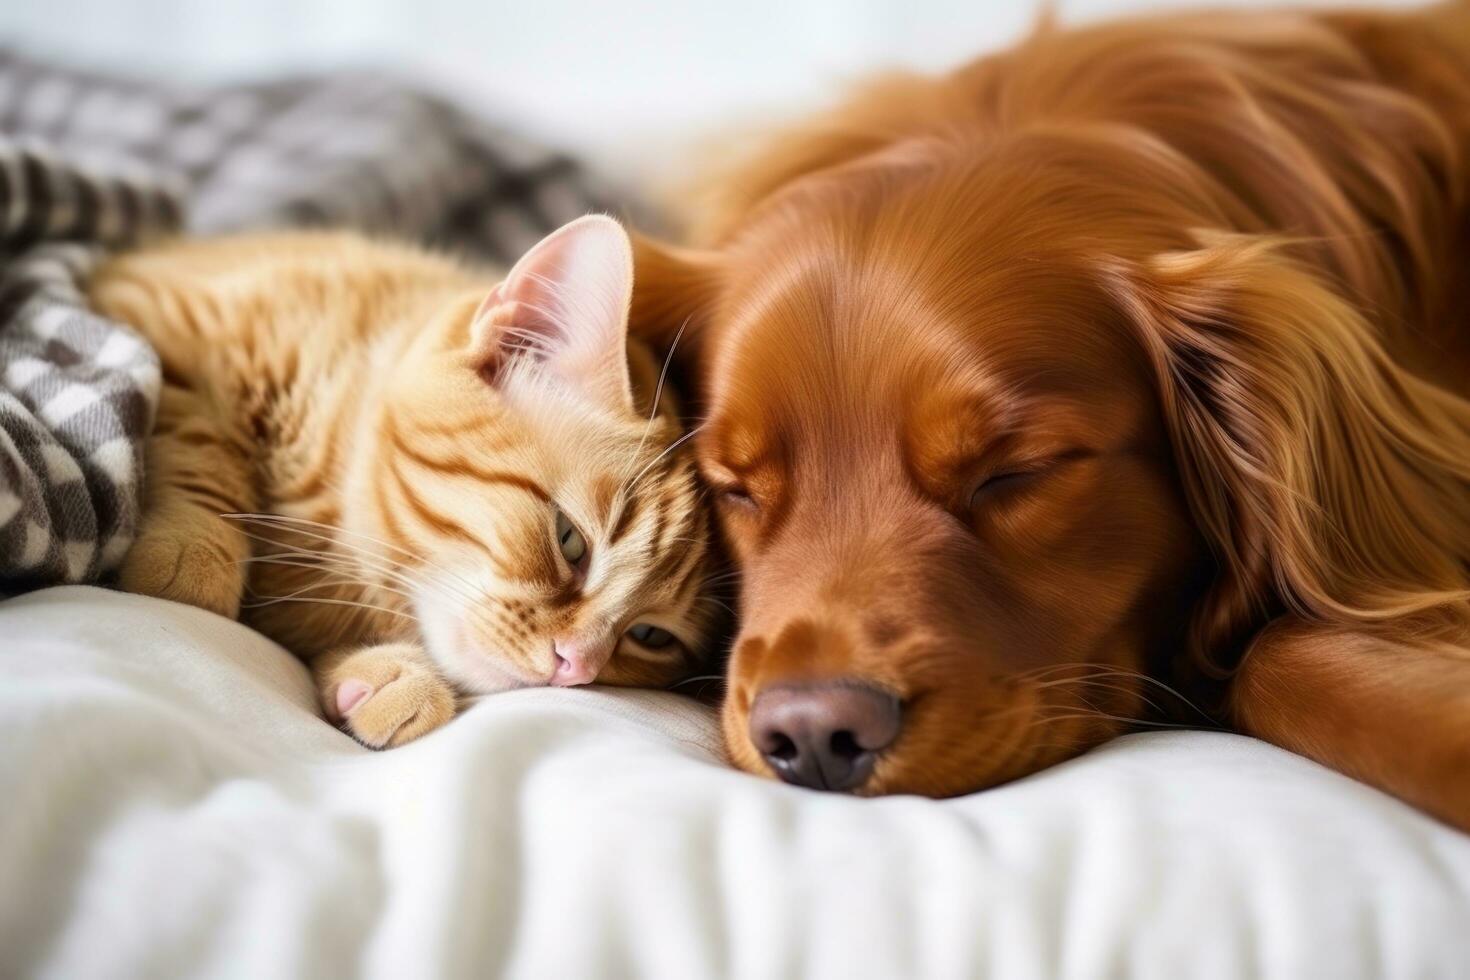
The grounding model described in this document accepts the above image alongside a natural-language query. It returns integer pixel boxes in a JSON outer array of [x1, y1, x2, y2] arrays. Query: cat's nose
[[550, 638, 612, 687]]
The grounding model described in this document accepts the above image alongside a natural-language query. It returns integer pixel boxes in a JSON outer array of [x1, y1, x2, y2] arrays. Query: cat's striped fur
[[92, 217, 719, 747]]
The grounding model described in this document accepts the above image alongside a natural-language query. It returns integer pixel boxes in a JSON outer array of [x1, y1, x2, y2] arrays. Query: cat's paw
[[118, 529, 243, 619], [323, 646, 458, 749]]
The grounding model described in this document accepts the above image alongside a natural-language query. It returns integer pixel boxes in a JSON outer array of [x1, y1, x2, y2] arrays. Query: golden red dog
[[633, 3, 1470, 828]]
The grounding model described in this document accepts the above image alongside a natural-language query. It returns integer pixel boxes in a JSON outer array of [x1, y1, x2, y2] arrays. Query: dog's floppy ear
[[628, 232, 723, 398], [1105, 233, 1470, 674]]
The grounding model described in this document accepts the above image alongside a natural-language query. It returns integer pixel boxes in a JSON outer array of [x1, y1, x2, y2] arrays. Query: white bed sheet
[[2, 586, 1468, 979]]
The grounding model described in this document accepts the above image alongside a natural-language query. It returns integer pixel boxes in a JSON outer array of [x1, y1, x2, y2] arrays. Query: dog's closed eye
[[968, 449, 1096, 510], [719, 486, 759, 512], [705, 464, 762, 512], [969, 468, 1045, 507]]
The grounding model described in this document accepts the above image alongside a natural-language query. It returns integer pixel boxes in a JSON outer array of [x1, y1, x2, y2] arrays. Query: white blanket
[[3, 587, 1468, 979]]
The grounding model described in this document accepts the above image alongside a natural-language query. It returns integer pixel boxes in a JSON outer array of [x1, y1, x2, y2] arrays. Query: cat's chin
[[415, 595, 547, 694], [427, 639, 543, 695], [443, 657, 535, 695], [426, 631, 546, 693]]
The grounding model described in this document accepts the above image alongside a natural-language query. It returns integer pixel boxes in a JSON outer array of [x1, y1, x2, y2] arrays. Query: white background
[[0, 1, 1429, 184]]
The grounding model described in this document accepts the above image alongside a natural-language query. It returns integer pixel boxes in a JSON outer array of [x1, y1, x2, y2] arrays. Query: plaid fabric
[[0, 145, 180, 592], [0, 48, 636, 593]]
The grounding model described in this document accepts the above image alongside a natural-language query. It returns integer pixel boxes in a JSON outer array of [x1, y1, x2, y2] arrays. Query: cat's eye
[[555, 509, 588, 569], [627, 622, 676, 649]]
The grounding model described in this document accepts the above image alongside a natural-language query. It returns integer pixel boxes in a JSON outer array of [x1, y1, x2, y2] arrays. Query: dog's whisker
[[1032, 675, 1168, 717], [1015, 662, 1216, 723], [1026, 710, 1197, 732]]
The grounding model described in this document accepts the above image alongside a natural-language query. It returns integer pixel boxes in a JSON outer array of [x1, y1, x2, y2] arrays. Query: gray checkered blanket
[[0, 49, 631, 594]]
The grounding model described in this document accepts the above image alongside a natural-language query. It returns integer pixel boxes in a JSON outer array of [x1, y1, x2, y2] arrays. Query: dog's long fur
[[633, 2, 1470, 827]]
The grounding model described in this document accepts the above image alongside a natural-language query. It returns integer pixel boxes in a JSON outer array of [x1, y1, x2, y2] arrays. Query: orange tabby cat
[[91, 216, 719, 747]]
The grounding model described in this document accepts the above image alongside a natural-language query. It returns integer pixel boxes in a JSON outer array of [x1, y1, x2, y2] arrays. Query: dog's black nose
[[749, 682, 901, 791]]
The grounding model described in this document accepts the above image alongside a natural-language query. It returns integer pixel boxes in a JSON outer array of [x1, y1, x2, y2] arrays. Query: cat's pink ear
[[471, 215, 635, 413]]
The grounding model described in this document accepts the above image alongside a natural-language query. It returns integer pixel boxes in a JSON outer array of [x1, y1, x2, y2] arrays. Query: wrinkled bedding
[[3, 586, 1468, 979]]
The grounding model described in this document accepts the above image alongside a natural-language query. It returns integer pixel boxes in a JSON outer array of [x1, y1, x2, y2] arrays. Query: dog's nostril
[[748, 681, 902, 793], [767, 732, 798, 761], [828, 729, 862, 761]]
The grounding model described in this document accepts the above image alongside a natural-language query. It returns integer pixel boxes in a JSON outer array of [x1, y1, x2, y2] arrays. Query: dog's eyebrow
[[710, 453, 770, 479], [701, 418, 779, 478]]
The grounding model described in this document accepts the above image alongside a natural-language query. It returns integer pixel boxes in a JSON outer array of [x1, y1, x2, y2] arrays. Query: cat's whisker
[[228, 513, 422, 567], [670, 673, 725, 691], [624, 423, 705, 497], [241, 573, 394, 610], [232, 530, 403, 584], [700, 574, 743, 591], [230, 527, 468, 613], [240, 594, 419, 621], [239, 558, 423, 610], [237, 551, 417, 616], [227, 514, 432, 577], [225, 513, 483, 607], [236, 549, 422, 602], [622, 313, 692, 486], [695, 595, 737, 616], [235, 535, 487, 634], [224, 511, 425, 574]]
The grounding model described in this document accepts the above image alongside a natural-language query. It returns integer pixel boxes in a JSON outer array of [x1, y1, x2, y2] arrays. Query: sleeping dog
[[633, 2, 1470, 829]]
